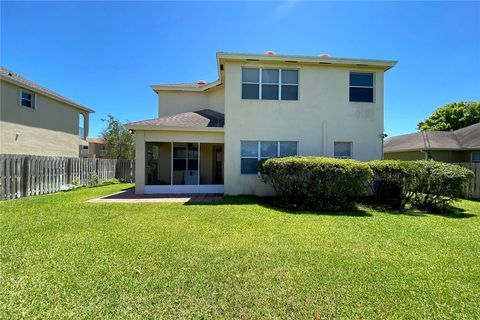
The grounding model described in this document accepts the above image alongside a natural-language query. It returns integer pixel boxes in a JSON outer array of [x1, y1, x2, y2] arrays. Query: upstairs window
[[334, 142, 352, 159], [349, 72, 374, 103], [242, 68, 298, 101], [20, 89, 35, 108]]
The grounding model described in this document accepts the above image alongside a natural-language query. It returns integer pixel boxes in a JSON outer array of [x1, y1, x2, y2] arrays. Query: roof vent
[[319, 54, 331, 58], [197, 80, 207, 86], [264, 51, 277, 56]]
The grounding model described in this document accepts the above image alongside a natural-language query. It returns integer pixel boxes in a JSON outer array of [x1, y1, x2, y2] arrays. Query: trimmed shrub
[[409, 160, 474, 212], [368, 160, 423, 207], [260, 156, 373, 211]]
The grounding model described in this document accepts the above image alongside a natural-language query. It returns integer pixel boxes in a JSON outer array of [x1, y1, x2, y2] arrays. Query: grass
[[1, 184, 479, 319]]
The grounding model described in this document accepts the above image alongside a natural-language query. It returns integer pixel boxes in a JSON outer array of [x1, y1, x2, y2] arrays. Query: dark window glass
[[242, 84, 259, 99], [350, 72, 373, 87], [188, 159, 198, 171], [280, 142, 297, 156], [241, 158, 258, 174], [261, 141, 277, 158], [241, 141, 258, 157], [281, 70, 298, 84], [242, 68, 259, 83], [173, 159, 186, 171], [281, 85, 298, 100], [262, 69, 279, 83], [21, 92, 32, 100], [21, 99, 32, 108], [262, 84, 279, 100], [349, 87, 373, 102], [334, 142, 352, 158]]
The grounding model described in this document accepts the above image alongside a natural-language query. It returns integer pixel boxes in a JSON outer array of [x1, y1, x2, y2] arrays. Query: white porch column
[[135, 131, 146, 194]]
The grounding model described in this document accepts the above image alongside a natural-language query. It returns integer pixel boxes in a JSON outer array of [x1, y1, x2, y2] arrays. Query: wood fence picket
[[0, 154, 135, 200]]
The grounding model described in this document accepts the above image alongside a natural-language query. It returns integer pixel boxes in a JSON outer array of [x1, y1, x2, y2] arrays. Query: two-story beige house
[[127, 52, 397, 195], [80, 137, 108, 158], [0, 67, 94, 157]]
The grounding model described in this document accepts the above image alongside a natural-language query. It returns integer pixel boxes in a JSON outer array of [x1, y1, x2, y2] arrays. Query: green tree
[[417, 101, 480, 131], [101, 115, 134, 159]]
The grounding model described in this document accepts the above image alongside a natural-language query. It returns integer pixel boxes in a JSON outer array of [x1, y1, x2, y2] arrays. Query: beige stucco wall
[[384, 151, 425, 161], [0, 80, 89, 157], [223, 61, 386, 195], [157, 86, 225, 117]]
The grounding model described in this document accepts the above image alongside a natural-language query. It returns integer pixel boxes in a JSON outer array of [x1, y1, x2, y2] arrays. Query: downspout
[[420, 150, 429, 160], [322, 120, 327, 156], [421, 131, 430, 160]]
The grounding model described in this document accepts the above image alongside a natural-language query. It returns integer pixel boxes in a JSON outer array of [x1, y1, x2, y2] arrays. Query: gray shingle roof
[[127, 109, 224, 129], [384, 122, 480, 152], [0, 66, 94, 113]]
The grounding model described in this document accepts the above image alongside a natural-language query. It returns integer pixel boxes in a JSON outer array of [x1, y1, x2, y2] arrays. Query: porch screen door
[[172, 143, 199, 185]]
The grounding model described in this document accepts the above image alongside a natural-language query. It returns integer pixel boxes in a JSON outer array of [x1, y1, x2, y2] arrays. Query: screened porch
[[144, 142, 224, 194]]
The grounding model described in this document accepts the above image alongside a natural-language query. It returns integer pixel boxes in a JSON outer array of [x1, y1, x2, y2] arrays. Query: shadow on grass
[[361, 202, 477, 219], [186, 195, 373, 217]]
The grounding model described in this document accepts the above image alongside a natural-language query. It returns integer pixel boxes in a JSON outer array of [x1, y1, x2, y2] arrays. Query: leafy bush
[[368, 160, 422, 207], [89, 172, 100, 187], [104, 178, 121, 185], [260, 156, 373, 211], [409, 160, 474, 212]]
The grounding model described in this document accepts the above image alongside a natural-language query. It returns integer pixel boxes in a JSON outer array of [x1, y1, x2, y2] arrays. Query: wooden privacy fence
[[454, 162, 480, 200], [0, 155, 134, 200]]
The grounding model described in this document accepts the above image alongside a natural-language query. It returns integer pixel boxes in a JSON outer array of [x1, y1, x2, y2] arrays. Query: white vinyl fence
[[0, 155, 134, 200]]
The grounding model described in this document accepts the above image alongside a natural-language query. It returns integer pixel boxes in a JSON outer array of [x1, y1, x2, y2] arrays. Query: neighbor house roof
[[151, 51, 397, 92], [0, 66, 94, 113], [126, 109, 224, 131], [384, 122, 480, 153], [87, 137, 104, 144]]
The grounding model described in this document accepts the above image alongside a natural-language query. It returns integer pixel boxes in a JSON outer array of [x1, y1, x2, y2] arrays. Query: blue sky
[[1, 1, 479, 137]]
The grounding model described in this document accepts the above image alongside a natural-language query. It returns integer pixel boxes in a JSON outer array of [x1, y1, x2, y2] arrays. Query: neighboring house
[[81, 137, 107, 158], [126, 52, 397, 195], [384, 122, 480, 162], [0, 67, 94, 157]]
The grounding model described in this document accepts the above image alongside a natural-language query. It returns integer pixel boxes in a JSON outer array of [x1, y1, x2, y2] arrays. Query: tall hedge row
[[260, 157, 474, 212], [260, 157, 373, 211]]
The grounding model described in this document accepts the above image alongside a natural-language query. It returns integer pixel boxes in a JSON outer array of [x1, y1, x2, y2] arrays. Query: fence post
[[23, 155, 30, 197]]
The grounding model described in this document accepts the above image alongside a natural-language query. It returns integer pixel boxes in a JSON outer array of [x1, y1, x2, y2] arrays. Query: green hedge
[[368, 160, 422, 207], [260, 156, 373, 211], [409, 160, 474, 212], [369, 160, 474, 212], [260, 157, 474, 213]]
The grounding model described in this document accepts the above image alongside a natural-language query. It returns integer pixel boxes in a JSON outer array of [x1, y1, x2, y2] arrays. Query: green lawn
[[1, 184, 479, 319]]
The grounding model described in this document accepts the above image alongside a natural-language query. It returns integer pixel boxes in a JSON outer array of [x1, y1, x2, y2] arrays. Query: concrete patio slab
[[86, 188, 223, 203]]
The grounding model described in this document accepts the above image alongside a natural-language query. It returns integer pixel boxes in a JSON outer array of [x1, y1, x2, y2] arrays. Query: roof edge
[[0, 74, 95, 113], [125, 125, 225, 132], [151, 80, 222, 92], [216, 52, 397, 71]]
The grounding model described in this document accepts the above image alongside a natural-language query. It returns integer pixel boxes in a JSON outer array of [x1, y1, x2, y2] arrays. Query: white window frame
[[19, 88, 36, 109], [334, 141, 353, 159], [241, 68, 299, 101], [349, 72, 374, 103], [471, 151, 480, 163], [240, 140, 299, 175]]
